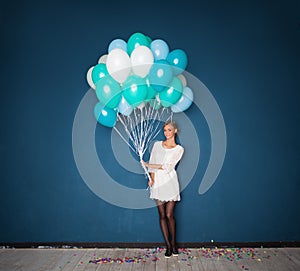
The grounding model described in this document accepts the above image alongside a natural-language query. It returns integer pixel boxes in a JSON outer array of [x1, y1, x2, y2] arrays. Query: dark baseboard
[[1, 241, 299, 249]]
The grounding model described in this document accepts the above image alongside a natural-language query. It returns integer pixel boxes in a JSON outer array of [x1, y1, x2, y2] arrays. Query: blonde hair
[[163, 121, 178, 134]]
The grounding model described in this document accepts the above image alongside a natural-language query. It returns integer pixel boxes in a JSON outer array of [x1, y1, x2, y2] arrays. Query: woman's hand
[[148, 179, 154, 187], [141, 160, 148, 167]]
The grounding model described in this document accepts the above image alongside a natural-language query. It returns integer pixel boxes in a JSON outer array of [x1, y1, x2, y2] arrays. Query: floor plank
[[0, 247, 299, 271], [47, 249, 84, 271], [155, 248, 167, 271], [0, 249, 19, 271], [274, 248, 300, 271], [94, 249, 112, 271], [131, 248, 147, 271], [142, 248, 157, 271], [285, 248, 300, 265], [197, 248, 217, 271], [120, 248, 134, 271], [184, 248, 204, 271], [72, 249, 95, 271]]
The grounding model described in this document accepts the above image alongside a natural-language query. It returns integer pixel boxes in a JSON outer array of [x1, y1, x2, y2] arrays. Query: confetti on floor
[[88, 246, 272, 269]]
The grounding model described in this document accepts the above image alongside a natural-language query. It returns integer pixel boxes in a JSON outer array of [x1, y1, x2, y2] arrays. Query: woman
[[142, 121, 184, 258]]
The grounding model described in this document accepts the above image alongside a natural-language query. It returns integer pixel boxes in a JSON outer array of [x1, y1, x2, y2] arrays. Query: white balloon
[[131, 45, 154, 78], [86, 66, 96, 89], [106, 49, 131, 83], [177, 74, 187, 87], [98, 54, 108, 64]]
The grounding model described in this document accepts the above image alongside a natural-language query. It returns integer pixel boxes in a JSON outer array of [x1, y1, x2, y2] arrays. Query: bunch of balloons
[[87, 32, 194, 128]]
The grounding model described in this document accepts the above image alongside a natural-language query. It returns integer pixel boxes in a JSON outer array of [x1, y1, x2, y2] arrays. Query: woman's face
[[163, 124, 177, 139]]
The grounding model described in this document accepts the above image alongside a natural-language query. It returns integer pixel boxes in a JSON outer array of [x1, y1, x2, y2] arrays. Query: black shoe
[[165, 248, 172, 258], [172, 247, 179, 256]]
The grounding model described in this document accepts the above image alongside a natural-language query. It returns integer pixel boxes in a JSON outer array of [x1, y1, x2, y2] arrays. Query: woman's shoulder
[[151, 140, 163, 152], [176, 144, 184, 152], [153, 141, 184, 152], [168, 143, 184, 152], [153, 140, 163, 147]]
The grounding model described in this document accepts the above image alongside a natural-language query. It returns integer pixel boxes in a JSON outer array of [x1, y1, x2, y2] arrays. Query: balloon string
[[117, 115, 136, 148], [115, 102, 172, 185], [113, 126, 136, 153], [138, 151, 152, 182]]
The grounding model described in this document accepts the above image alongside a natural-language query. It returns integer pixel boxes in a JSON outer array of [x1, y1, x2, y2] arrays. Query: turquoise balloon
[[92, 64, 108, 84], [127, 32, 150, 55], [95, 76, 122, 109], [108, 38, 127, 53], [150, 39, 169, 60], [159, 76, 183, 107], [148, 60, 173, 92], [122, 75, 148, 107], [149, 98, 161, 110], [144, 78, 157, 102], [171, 86, 194, 113], [146, 36, 152, 44], [94, 102, 117, 128], [166, 49, 188, 75]]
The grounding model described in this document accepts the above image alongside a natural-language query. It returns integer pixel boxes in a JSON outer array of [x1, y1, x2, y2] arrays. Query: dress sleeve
[[148, 142, 159, 173], [162, 146, 184, 173]]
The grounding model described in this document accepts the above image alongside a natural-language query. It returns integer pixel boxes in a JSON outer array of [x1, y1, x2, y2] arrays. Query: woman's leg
[[156, 201, 171, 250], [165, 201, 177, 251]]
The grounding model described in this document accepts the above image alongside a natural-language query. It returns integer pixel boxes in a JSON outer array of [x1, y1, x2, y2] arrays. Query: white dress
[[148, 141, 184, 202]]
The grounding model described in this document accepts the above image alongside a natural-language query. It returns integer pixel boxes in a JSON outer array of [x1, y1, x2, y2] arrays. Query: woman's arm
[[142, 160, 163, 170], [148, 172, 155, 187], [142, 147, 184, 173]]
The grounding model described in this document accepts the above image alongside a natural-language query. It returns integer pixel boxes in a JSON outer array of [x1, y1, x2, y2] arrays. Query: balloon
[[146, 36, 152, 44], [94, 102, 117, 128], [145, 78, 156, 102], [167, 49, 188, 75], [108, 38, 127, 53], [171, 86, 194, 113], [148, 59, 173, 92], [150, 39, 169, 60], [117, 95, 133, 116], [127, 32, 150, 55], [122, 75, 148, 107], [131, 45, 154, 78], [92, 63, 109, 84], [95, 76, 122, 109], [106, 48, 131, 83], [177, 74, 187, 87], [98, 54, 108, 64], [137, 102, 145, 110], [149, 95, 161, 109], [86, 66, 96, 89], [159, 76, 183, 107]]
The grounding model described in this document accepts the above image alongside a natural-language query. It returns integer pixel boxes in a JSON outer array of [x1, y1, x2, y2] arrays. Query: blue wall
[[1, 0, 299, 243]]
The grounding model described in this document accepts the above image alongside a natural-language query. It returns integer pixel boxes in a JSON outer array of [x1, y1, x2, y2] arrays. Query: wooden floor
[[0, 247, 299, 271]]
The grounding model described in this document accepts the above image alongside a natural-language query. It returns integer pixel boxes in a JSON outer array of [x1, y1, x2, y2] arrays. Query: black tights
[[156, 200, 177, 249]]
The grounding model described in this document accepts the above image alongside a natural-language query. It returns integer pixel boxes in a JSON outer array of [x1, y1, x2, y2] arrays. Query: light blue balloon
[[171, 86, 194, 113], [148, 60, 173, 92], [108, 39, 127, 53], [117, 95, 133, 116], [167, 49, 188, 75], [94, 102, 117, 128], [150, 39, 169, 60]]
